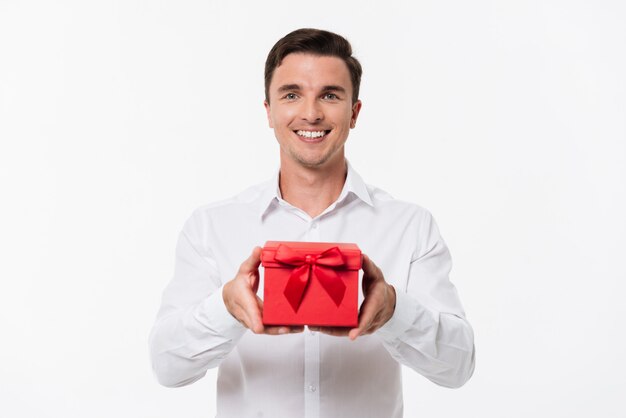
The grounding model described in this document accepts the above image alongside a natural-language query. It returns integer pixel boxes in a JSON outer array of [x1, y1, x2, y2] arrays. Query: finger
[[311, 326, 351, 337], [349, 296, 380, 340], [361, 254, 380, 291], [243, 295, 305, 335], [263, 325, 305, 335], [242, 247, 262, 291], [238, 306, 263, 334], [237, 291, 264, 333], [239, 246, 262, 274], [251, 270, 260, 294], [263, 326, 289, 335], [350, 324, 376, 340], [361, 254, 377, 276]]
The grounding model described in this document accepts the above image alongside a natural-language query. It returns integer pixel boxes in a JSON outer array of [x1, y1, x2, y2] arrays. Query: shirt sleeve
[[149, 211, 246, 387], [376, 211, 476, 388]]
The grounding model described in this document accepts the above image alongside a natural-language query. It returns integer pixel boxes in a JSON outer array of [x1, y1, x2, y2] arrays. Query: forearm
[[377, 290, 475, 388], [149, 286, 246, 387]]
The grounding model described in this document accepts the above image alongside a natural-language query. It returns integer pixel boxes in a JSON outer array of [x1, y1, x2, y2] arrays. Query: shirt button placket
[[304, 218, 320, 418], [304, 328, 320, 418], [308, 220, 320, 242]]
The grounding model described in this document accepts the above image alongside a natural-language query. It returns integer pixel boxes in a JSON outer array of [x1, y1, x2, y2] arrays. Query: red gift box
[[261, 241, 362, 327]]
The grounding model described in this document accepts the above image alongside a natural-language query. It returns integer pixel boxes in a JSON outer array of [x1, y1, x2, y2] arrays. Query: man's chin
[[281, 146, 344, 170], [292, 153, 334, 169]]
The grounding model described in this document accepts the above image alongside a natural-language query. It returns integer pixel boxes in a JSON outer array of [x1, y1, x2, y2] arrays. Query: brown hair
[[264, 28, 362, 104]]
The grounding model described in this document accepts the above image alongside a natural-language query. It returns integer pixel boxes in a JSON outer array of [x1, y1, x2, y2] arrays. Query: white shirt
[[149, 161, 475, 418]]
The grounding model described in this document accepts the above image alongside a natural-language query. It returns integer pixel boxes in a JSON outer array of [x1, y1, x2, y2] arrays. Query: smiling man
[[150, 28, 475, 417], [265, 53, 359, 170]]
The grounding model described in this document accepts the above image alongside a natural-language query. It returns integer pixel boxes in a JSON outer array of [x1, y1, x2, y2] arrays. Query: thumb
[[239, 246, 262, 274], [361, 254, 382, 292], [361, 254, 375, 277]]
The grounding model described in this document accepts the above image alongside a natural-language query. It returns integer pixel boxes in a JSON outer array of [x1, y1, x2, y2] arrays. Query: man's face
[[264, 53, 362, 169]]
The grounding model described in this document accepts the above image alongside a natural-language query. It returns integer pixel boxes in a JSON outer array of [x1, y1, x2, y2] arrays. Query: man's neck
[[279, 155, 347, 219]]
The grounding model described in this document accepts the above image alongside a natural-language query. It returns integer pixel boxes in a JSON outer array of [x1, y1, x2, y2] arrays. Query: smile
[[294, 130, 331, 140]]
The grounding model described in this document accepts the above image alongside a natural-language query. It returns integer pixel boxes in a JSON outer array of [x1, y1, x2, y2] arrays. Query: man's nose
[[300, 98, 324, 122]]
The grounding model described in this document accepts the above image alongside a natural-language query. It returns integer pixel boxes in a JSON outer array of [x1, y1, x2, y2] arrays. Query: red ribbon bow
[[273, 244, 347, 312]]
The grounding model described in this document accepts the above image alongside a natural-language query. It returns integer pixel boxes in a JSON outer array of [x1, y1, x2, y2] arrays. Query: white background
[[1, 0, 625, 417]]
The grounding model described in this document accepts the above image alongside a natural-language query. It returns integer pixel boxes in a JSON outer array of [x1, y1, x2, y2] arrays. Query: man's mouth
[[294, 129, 331, 140]]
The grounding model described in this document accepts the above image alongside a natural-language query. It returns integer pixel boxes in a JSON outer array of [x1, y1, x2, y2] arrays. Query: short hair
[[264, 28, 362, 104]]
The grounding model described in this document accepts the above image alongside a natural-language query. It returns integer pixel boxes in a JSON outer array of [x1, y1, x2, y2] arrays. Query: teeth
[[296, 130, 326, 138]]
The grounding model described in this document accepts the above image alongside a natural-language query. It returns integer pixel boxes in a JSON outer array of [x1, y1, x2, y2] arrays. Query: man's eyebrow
[[321, 85, 346, 93], [276, 84, 347, 94], [277, 84, 301, 93]]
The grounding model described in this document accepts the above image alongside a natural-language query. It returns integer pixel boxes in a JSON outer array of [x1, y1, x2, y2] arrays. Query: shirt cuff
[[376, 286, 421, 341], [194, 284, 247, 341]]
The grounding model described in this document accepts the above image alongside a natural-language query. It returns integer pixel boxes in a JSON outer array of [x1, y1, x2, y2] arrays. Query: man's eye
[[323, 93, 338, 100], [285, 93, 298, 100]]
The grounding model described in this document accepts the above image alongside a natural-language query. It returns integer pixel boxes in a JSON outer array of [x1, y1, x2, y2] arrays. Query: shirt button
[[311, 222, 318, 229], [307, 384, 317, 392]]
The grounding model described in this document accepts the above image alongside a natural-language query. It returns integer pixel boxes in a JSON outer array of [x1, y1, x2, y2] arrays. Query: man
[[150, 28, 475, 417]]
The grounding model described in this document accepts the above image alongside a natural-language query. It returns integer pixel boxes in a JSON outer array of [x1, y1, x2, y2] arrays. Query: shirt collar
[[256, 160, 374, 219], [341, 160, 374, 208], [255, 169, 281, 219]]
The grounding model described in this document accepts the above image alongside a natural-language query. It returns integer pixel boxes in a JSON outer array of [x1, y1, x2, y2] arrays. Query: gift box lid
[[261, 241, 362, 270]]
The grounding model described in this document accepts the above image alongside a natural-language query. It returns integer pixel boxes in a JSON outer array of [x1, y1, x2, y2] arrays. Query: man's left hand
[[309, 254, 396, 340]]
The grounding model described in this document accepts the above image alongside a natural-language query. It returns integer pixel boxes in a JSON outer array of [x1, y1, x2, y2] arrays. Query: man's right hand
[[223, 246, 304, 335]]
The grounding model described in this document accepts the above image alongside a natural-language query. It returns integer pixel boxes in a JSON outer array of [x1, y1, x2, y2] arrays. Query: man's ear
[[350, 99, 362, 129], [264, 100, 274, 129]]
